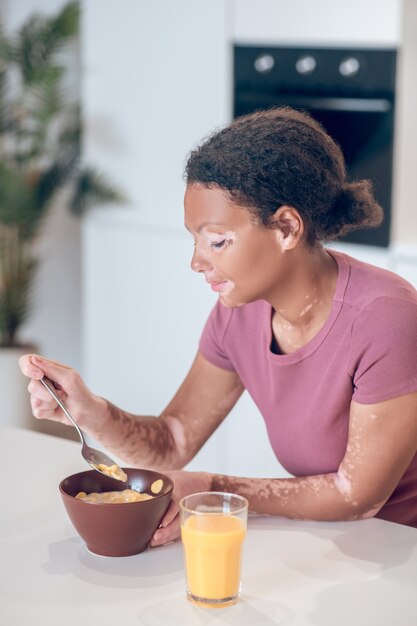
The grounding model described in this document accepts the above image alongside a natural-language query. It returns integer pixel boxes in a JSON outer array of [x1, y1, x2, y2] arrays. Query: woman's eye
[[211, 239, 226, 249]]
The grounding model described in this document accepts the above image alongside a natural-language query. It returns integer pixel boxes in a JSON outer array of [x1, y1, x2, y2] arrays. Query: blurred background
[[1, 0, 416, 477]]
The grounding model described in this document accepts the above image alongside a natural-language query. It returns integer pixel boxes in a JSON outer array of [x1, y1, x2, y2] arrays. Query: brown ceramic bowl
[[59, 468, 173, 556]]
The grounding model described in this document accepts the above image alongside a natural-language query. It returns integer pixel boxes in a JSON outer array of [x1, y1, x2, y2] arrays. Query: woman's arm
[[99, 352, 244, 468], [212, 391, 417, 519], [151, 391, 417, 545], [20, 352, 244, 470]]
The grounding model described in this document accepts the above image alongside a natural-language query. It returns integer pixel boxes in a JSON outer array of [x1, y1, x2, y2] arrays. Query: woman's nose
[[191, 244, 211, 273]]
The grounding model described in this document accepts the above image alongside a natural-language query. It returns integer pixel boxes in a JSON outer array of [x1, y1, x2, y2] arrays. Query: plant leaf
[[69, 167, 126, 215], [10, 1, 80, 85], [0, 1, 126, 346]]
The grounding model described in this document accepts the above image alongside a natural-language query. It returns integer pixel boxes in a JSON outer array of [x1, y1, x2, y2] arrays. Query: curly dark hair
[[184, 107, 383, 245]]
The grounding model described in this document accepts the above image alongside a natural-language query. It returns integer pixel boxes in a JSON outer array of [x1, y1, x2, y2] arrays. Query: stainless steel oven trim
[[238, 94, 392, 113]]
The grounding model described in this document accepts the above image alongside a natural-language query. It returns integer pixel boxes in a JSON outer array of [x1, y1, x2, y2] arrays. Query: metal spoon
[[40, 377, 127, 482]]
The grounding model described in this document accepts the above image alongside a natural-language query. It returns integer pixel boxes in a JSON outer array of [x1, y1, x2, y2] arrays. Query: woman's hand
[[19, 354, 105, 431], [150, 470, 213, 547]]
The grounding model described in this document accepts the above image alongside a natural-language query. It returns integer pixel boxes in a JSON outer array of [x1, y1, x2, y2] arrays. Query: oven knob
[[339, 56, 360, 77], [254, 54, 275, 73], [295, 55, 317, 75]]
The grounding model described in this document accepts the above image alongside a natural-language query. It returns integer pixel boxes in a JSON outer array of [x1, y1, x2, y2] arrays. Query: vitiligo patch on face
[[204, 230, 237, 249], [220, 280, 236, 295], [204, 229, 236, 240]]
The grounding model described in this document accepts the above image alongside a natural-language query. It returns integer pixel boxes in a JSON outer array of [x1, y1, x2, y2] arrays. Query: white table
[[1, 425, 417, 626]]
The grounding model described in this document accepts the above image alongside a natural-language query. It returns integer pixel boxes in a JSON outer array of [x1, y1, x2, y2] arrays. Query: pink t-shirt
[[199, 250, 417, 527]]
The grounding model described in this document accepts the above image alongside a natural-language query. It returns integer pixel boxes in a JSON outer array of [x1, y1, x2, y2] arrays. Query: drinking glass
[[180, 492, 248, 608]]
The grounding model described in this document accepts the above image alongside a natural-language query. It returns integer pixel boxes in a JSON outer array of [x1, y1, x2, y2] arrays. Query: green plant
[[0, 1, 124, 347]]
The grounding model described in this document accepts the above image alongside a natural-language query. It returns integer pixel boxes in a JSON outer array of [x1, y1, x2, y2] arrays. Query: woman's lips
[[209, 280, 230, 293]]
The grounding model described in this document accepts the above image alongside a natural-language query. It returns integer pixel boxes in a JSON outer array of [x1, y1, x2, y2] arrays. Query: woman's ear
[[271, 205, 304, 250]]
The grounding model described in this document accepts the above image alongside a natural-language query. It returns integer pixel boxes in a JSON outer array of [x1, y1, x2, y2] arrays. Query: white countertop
[[1, 425, 417, 625]]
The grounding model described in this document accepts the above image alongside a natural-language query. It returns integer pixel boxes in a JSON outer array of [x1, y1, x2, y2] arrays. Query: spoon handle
[[39, 377, 85, 444]]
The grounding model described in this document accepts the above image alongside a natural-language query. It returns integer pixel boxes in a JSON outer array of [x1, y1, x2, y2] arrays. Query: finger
[[29, 355, 76, 392], [28, 379, 67, 403], [160, 499, 179, 528], [30, 396, 70, 425], [32, 406, 64, 422], [33, 355, 73, 369], [19, 354, 44, 380], [150, 515, 180, 547]]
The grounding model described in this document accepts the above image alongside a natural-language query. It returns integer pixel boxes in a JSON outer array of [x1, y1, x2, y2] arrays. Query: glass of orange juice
[[180, 492, 248, 608]]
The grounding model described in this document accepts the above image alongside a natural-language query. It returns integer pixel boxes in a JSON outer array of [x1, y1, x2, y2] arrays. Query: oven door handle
[[239, 93, 393, 113], [298, 96, 392, 113], [268, 95, 393, 113]]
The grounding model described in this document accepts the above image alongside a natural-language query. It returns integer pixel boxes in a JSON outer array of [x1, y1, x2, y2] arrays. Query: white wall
[[232, 0, 402, 46], [82, 0, 231, 232]]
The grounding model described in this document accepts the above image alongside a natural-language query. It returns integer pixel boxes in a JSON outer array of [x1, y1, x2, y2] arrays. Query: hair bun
[[323, 180, 384, 240]]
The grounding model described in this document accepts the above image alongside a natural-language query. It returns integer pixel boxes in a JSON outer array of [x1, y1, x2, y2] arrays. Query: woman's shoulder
[[335, 250, 417, 312], [339, 252, 417, 355]]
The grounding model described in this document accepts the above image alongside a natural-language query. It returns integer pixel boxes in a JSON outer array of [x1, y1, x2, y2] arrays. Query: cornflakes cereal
[[94, 463, 128, 483], [75, 489, 154, 503], [150, 479, 163, 494]]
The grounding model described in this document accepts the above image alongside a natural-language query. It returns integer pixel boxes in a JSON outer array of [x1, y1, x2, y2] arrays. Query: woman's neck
[[269, 246, 338, 354]]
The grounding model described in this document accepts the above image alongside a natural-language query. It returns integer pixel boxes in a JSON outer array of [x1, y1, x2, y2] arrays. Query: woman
[[20, 107, 417, 546]]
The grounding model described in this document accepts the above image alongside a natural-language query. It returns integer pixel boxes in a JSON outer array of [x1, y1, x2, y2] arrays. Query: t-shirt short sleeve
[[199, 301, 236, 372], [350, 296, 417, 404]]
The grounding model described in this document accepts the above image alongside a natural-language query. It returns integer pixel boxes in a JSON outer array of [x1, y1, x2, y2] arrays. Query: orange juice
[[181, 513, 246, 605]]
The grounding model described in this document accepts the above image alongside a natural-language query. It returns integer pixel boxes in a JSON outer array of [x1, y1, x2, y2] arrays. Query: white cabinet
[[82, 212, 214, 412], [232, 0, 402, 46], [82, 0, 230, 232]]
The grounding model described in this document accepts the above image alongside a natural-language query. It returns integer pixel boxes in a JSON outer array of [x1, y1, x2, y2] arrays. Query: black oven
[[234, 46, 397, 247]]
